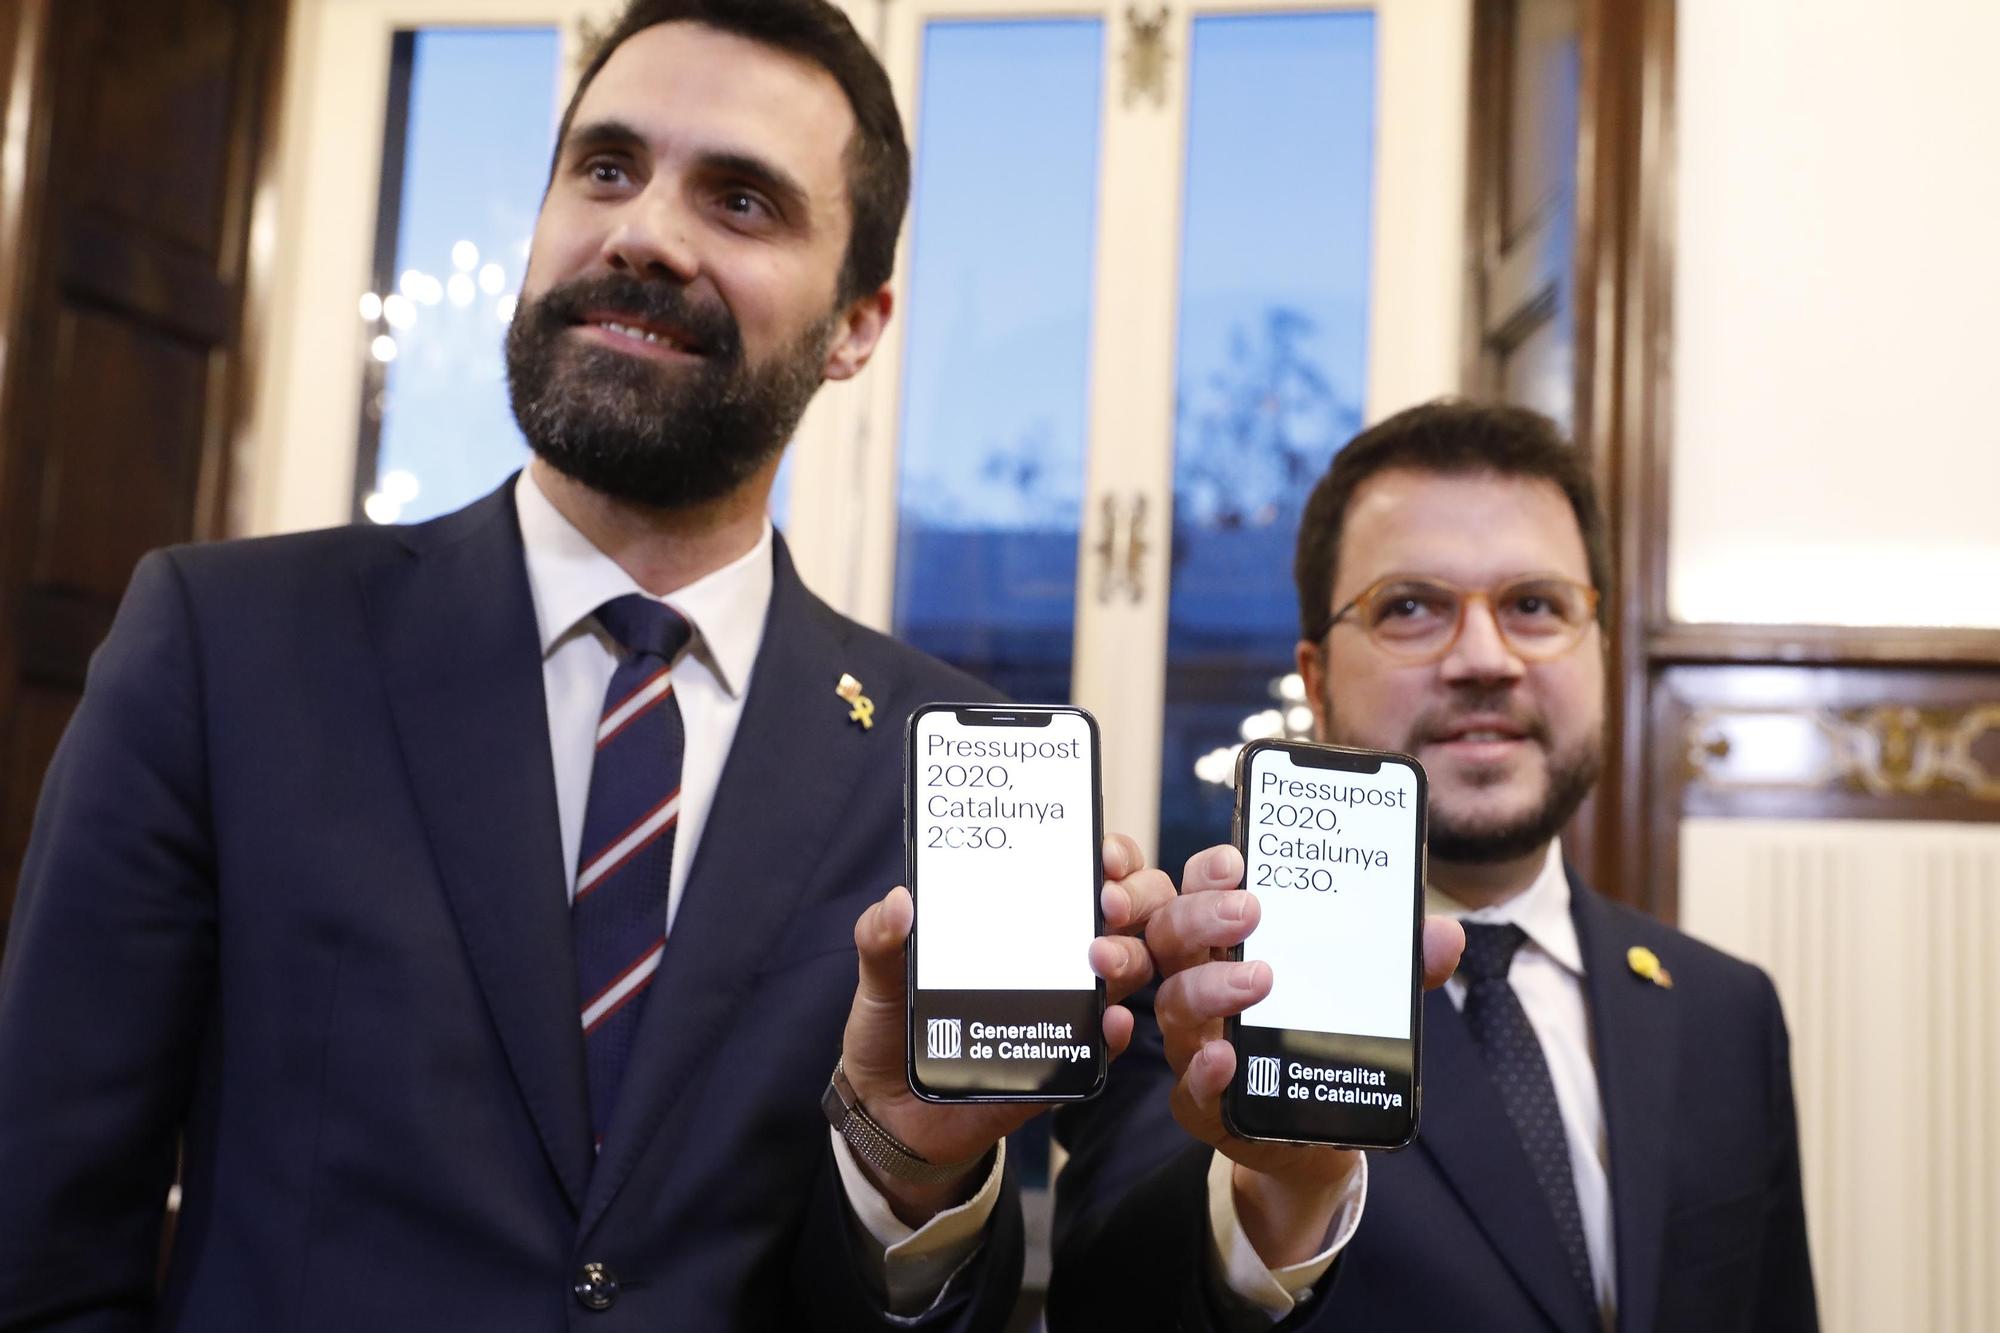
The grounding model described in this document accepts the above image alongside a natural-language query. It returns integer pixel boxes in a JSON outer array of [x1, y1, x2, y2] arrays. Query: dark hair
[[554, 0, 910, 305], [1293, 398, 1614, 640]]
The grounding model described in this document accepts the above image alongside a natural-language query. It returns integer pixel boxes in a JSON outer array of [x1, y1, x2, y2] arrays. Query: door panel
[[38, 310, 214, 593], [839, 0, 1466, 860], [888, 17, 1105, 705], [0, 0, 288, 943], [1156, 9, 1376, 876]]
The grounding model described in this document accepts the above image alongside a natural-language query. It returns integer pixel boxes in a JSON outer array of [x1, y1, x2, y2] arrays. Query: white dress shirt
[[516, 470, 1357, 1318], [517, 472, 765, 917], [1205, 1150, 1365, 1323], [1428, 840, 1617, 1325]]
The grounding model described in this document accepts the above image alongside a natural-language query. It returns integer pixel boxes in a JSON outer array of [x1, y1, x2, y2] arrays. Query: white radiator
[[1679, 817, 2000, 1333]]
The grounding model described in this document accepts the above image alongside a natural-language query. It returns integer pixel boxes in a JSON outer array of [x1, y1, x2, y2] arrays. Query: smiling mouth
[[576, 315, 705, 357], [1421, 716, 1539, 754]]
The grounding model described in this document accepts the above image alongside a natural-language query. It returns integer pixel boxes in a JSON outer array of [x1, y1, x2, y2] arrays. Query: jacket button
[[574, 1262, 618, 1311]]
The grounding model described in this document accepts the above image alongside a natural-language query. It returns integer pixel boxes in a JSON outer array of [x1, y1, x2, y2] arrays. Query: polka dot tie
[[1458, 922, 1596, 1316]]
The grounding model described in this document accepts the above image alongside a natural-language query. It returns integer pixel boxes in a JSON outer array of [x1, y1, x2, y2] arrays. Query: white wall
[[1670, 0, 2000, 628]]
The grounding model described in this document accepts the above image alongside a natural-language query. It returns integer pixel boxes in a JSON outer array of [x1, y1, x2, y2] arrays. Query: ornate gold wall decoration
[[1122, 6, 1173, 109], [1686, 703, 2000, 802]]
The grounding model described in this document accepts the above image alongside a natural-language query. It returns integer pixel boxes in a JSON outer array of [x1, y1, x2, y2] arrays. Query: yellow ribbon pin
[[1627, 945, 1673, 989], [835, 673, 875, 730]]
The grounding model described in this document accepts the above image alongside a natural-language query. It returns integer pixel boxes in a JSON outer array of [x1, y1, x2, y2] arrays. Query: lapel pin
[[835, 673, 875, 730], [1627, 945, 1673, 989]]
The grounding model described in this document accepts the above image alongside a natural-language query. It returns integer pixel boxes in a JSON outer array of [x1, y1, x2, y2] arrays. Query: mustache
[[527, 273, 742, 362], [1408, 688, 1551, 746]]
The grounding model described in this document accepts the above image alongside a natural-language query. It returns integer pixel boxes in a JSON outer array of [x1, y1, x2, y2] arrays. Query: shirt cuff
[[1205, 1149, 1367, 1321], [830, 1126, 1006, 1317]]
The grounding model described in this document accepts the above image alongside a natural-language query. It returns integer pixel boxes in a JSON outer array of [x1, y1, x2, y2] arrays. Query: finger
[[1183, 1037, 1235, 1111], [1144, 889, 1261, 977], [1154, 960, 1271, 1069], [1167, 1038, 1234, 1146], [1422, 914, 1465, 991], [1089, 934, 1156, 1003], [1156, 960, 1272, 1034], [852, 886, 912, 1006], [1102, 1003, 1135, 1062], [1102, 866, 1175, 934], [1102, 833, 1146, 882], [1180, 842, 1245, 896]]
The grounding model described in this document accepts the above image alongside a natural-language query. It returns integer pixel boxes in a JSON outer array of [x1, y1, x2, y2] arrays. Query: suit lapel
[[1572, 880, 1678, 1333], [363, 484, 594, 1212], [1415, 987, 1600, 1333], [581, 538, 879, 1231]]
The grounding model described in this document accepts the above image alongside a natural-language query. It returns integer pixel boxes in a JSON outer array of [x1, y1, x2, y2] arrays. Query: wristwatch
[[822, 1058, 985, 1185]]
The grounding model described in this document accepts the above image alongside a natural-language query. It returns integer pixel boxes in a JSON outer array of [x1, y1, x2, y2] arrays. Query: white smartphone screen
[[907, 705, 1105, 1100], [1226, 740, 1425, 1146], [1240, 745, 1420, 1039]]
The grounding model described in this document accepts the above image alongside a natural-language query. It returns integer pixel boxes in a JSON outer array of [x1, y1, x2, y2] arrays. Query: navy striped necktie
[[573, 594, 692, 1145], [1458, 922, 1597, 1317]]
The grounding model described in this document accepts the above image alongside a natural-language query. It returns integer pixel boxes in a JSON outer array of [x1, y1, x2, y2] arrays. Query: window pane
[[1505, 0, 1579, 435], [1506, 0, 1580, 242], [769, 452, 795, 527], [1157, 13, 1376, 876], [890, 20, 1104, 705], [362, 28, 557, 526], [1502, 311, 1572, 426]]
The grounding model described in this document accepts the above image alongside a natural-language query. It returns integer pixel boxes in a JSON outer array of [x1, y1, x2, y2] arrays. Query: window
[[357, 27, 556, 526]]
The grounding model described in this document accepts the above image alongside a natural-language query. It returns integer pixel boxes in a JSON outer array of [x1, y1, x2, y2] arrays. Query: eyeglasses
[[1310, 574, 1600, 664]]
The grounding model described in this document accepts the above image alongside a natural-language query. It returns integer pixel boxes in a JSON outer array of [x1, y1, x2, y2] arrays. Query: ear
[[821, 284, 894, 382], [1296, 638, 1333, 742]]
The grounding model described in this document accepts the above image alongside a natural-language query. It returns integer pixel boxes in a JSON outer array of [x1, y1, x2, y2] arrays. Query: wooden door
[[0, 0, 288, 945]]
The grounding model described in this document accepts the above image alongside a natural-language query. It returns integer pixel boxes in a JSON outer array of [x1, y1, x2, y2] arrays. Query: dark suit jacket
[[1048, 871, 1818, 1333], [0, 484, 1019, 1331]]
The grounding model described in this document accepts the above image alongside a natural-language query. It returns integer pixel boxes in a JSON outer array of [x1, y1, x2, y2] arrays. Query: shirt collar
[[1425, 840, 1584, 976], [514, 469, 772, 699]]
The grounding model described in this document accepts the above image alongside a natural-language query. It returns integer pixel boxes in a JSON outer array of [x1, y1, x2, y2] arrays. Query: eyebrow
[[697, 150, 813, 222], [559, 119, 815, 221], [560, 118, 649, 160]]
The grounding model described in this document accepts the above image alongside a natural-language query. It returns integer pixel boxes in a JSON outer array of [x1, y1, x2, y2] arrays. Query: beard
[[1426, 737, 1600, 864], [504, 272, 835, 509], [1325, 684, 1602, 865]]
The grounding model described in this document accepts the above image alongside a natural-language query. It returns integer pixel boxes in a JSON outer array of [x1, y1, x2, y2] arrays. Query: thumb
[[854, 885, 913, 1006], [1421, 914, 1465, 991]]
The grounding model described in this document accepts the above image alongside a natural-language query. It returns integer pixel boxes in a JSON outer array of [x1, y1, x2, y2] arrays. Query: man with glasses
[[1051, 400, 1817, 1332]]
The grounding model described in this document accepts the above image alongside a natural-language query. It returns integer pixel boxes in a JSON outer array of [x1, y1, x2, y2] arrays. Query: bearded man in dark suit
[[0, 3, 1177, 1327]]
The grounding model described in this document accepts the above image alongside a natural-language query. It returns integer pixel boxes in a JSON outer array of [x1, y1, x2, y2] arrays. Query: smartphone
[[1222, 739, 1427, 1148], [906, 704, 1106, 1102]]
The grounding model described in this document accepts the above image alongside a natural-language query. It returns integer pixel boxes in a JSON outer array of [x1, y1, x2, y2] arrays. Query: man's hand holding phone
[[1145, 843, 1466, 1267], [837, 833, 1173, 1224]]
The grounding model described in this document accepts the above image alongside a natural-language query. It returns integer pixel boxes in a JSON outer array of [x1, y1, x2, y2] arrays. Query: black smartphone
[[1222, 738, 1427, 1148], [906, 704, 1106, 1102]]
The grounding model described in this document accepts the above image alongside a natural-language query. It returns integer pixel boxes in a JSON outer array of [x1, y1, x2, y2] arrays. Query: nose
[[1439, 595, 1525, 684], [597, 184, 699, 283]]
